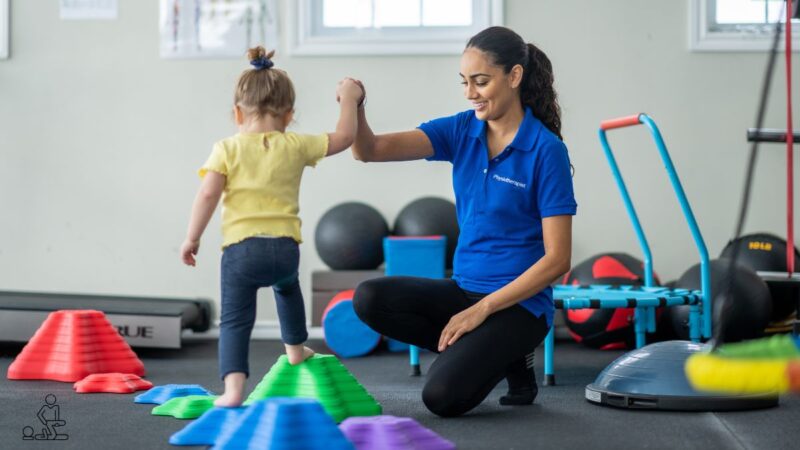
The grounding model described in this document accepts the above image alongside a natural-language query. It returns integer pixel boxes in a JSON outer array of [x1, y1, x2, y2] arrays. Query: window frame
[[289, 0, 504, 56], [690, 0, 800, 52], [0, 0, 8, 60]]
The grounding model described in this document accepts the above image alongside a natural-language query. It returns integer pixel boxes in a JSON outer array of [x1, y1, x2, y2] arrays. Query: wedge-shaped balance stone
[[135, 384, 214, 404], [74, 373, 153, 393], [152, 395, 218, 419], [340, 415, 456, 450], [213, 397, 354, 450], [7, 310, 145, 382], [245, 354, 381, 422], [169, 407, 247, 446], [716, 334, 800, 359]]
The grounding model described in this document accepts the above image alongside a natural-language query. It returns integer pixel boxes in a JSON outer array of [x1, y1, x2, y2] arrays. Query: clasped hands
[[336, 77, 366, 107]]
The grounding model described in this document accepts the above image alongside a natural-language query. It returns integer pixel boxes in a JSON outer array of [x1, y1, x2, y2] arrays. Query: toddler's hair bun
[[247, 46, 276, 70]]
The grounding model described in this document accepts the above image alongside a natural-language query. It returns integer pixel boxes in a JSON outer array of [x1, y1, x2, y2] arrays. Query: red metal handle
[[600, 114, 643, 131]]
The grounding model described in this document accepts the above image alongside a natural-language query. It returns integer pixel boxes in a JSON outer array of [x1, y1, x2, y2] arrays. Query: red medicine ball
[[562, 253, 659, 350]]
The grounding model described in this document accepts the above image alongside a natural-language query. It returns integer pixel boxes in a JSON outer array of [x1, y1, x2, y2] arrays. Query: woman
[[351, 26, 577, 417]]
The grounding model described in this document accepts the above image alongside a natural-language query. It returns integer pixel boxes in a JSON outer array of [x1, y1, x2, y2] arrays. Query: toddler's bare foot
[[214, 372, 246, 407], [286, 344, 315, 365], [214, 391, 244, 408]]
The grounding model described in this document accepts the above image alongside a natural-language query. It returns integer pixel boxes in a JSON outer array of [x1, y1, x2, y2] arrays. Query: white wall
[[1, 1, 797, 326]]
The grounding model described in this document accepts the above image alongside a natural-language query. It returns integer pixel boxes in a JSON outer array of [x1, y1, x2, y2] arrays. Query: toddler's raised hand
[[336, 78, 364, 105]]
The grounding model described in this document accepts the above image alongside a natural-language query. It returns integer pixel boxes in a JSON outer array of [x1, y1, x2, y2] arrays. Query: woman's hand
[[181, 239, 200, 266], [438, 303, 490, 351], [352, 79, 366, 107], [336, 78, 364, 106]]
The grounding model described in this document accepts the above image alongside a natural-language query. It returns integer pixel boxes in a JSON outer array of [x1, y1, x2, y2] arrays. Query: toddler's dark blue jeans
[[218, 236, 308, 379]]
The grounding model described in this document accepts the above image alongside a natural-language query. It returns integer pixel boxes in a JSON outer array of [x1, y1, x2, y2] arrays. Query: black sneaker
[[499, 351, 538, 406]]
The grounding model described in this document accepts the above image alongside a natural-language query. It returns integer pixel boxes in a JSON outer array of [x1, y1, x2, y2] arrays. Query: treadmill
[[0, 290, 211, 348]]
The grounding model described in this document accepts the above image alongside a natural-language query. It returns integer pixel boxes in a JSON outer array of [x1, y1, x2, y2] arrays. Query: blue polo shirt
[[418, 107, 577, 326]]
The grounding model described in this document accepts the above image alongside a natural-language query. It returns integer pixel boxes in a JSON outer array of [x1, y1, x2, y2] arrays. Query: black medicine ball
[[720, 232, 799, 321], [315, 202, 389, 270]]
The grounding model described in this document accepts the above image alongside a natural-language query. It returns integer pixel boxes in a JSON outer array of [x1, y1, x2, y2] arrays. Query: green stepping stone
[[152, 395, 218, 419], [245, 354, 381, 422], [718, 334, 800, 359]]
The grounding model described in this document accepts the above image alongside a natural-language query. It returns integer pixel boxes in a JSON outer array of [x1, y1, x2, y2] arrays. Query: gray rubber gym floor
[[1, 338, 799, 450]]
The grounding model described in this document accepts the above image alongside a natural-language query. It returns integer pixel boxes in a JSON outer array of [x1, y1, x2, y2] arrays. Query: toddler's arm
[[326, 78, 363, 156], [180, 171, 226, 266]]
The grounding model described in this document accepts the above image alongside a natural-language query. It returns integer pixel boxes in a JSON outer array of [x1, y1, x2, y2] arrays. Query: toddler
[[180, 47, 363, 407]]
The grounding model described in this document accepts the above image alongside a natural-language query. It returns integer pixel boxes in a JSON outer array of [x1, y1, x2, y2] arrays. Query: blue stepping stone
[[134, 384, 215, 404], [169, 407, 246, 446], [212, 397, 354, 450]]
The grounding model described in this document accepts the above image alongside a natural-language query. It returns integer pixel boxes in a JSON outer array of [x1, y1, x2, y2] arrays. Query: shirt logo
[[492, 174, 527, 189]]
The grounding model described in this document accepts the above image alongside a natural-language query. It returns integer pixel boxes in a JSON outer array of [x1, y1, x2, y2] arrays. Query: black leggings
[[353, 276, 550, 417]]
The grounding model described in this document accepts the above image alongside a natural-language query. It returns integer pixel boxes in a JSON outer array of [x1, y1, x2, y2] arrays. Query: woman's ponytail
[[521, 43, 562, 141]]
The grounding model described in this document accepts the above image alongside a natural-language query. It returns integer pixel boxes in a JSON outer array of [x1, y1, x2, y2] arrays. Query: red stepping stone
[[7, 310, 145, 382], [74, 373, 153, 393], [787, 360, 800, 393]]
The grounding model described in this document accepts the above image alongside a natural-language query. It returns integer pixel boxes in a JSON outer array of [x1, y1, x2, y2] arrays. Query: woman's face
[[460, 47, 522, 121]]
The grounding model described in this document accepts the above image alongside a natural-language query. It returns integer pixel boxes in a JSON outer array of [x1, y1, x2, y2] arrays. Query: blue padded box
[[383, 236, 447, 360], [383, 236, 446, 279]]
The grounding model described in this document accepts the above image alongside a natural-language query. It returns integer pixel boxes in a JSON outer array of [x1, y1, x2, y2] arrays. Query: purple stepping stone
[[340, 415, 456, 450]]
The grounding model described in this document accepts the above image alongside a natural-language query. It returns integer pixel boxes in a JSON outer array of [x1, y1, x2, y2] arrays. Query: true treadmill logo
[[22, 394, 69, 441], [117, 325, 154, 338]]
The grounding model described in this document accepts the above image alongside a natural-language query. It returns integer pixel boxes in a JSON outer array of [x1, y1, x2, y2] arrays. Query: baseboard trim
[[183, 321, 324, 340]]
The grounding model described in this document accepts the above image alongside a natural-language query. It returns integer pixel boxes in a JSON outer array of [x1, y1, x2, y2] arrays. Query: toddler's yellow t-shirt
[[199, 131, 328, 248]]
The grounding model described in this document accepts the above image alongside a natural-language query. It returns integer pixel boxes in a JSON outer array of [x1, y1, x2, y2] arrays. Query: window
[[690, 0, 800, 51], [290, 0, 504, 55]]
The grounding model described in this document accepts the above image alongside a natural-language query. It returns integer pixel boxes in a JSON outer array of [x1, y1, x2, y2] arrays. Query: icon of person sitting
[[34, 394, 68, 440]]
